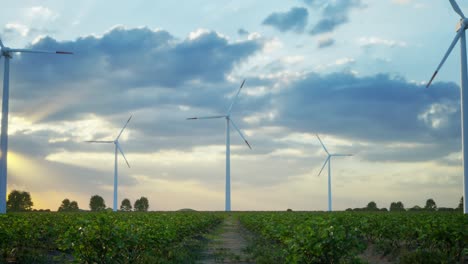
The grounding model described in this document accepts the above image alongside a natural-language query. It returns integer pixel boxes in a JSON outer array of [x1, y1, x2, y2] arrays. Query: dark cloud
[[310, 0, 363, 35], [276, 73, 459, 142], [267, 72, 461, 162], [9, 26, 262, 98], [3, 26, 463, 168], [5, 27, 263, 125], [262, 7, 308, 33], [238, 28, 249, 36]]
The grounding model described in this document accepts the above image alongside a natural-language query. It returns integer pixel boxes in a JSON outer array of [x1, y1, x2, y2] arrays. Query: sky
[[0, 0, 465, 211]]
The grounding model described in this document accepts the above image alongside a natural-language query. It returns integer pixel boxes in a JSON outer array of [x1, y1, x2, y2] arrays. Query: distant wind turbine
[[316, 134, 352, 212], [0, 38, 72, 214], [426, 0, 468, 214], [86, 115, 132, 212], [187, 80, 251, 211]]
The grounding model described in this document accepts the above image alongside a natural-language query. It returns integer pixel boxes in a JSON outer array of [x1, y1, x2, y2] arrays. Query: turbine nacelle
[[0, 47, 12, 58], [316, 134, 352, 177], [186, 80, 251, 150], [456, 19, 468, 32], [85, 115, 132, 168]]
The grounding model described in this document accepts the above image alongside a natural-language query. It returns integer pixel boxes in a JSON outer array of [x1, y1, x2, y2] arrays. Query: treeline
[[6, 190, 150, 212], [346, 197, 464, 212]]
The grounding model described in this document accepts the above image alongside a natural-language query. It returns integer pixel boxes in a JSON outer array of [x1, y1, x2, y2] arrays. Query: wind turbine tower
[[187, 80, 251, 211], [86, 115, 132, 212], [426, 0, 468, 214], [0, 38, 72, 214], [316, 134, 352, 212]]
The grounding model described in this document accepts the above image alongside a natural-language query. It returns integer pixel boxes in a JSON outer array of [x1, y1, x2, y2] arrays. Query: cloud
[[24, 6, 59, 22], [17, 26, 261, 85], [8, 26, 263, 120], [317, 36, 335, 48], [2, 23, 55, 40], [9, 27, 460, 165], [238, 28, 249, 36], [2, 6, 59, 41], [262, 7, 308, 33], [314, 57, 356, 71], [392, 0, 412, 4], [4, 25, 463, 211], [268, 72, 460, 162], [301, 0, 326, 7], [310, 0, 364, 35], [3, 23, 30, 37], [358, 37, 407, 48]]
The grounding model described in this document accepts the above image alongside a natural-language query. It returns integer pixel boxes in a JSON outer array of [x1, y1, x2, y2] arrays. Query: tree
[[70, 201, 79, 211], [408, 205, 423, 212], [366, 201, 378, 211], [58, 198, 71, 212], [58, 198, 80, 212], [134, 197, 149, 212], [390, 201, 405, 211], [457, 196, 464, 211], [7, 190, 33, 212], [89, 195, 106, 211], [120, 198, 132, 211], [424, 198, 437, 211]]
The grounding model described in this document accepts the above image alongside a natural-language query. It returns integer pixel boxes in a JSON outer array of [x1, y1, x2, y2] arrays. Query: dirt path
[[199, 215, 254, 263]]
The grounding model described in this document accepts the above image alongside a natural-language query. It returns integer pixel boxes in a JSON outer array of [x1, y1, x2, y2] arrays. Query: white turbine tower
[[316, 134, 352, 212], [427, 0, 468, 214], [86, 115, 132, 212], [0, 38, 72, 214], [187, 80, 251, 211]]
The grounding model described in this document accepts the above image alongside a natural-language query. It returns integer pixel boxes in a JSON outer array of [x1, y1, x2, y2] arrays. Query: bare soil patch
[[199, 215, 254, 264]]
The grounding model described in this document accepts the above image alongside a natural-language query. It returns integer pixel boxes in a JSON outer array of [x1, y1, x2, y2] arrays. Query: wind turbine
[[0, 38, 72, 214], [316, 134, 352, 212], [187, 80, 251, 211], [427, 0, 468, 214], [86, 115, 132, 212]]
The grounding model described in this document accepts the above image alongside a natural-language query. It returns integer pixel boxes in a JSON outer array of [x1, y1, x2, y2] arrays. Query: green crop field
[[0, 211, 466, 263], [239, 212, 468, 263], [0, 212, 224, 263]]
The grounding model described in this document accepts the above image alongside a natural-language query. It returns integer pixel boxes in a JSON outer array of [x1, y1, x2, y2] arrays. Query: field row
[[239, 212, 468, 263], [0, 212, 224, 263], [0, 211, 466, 263]]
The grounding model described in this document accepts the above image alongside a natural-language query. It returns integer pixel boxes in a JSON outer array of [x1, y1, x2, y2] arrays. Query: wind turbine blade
[[316, 134, 329, 155], [229, 118, 251, 149], [8, 48, 73, 54], [427, 30, 462, 88], [85, 140, 114, 143], [116, 142, 130, 168], [186, 115, 226, 120], [332, 154, 353, 157], [116, 115, 132, 140], [227, 79, 246, 115], [318, 156, 330, 177], [450, 0, 466, 18]]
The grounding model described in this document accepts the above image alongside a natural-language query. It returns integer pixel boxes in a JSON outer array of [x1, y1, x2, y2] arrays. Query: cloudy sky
[[0, 0, 465, 211]]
